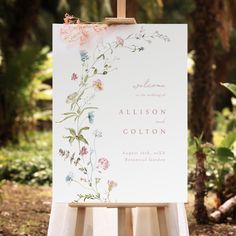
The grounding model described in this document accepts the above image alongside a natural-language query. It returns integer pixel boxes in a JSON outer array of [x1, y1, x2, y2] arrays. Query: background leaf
[[221, 82, 236, 97], [220, 130, 236, 148], [216, 147, 235, 162]]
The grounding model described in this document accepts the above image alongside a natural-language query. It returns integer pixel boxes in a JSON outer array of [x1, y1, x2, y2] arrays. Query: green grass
[[0, 131, 52, 185]]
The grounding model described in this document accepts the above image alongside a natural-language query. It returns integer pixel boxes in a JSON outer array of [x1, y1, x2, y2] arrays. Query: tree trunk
[[190, 0, 219, 142], [193, 150, 209, 224], [191, 0, 221, 224], [0, 96, 18, 145]]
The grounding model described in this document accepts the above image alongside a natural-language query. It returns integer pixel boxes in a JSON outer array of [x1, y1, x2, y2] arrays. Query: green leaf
[[193, 134, 203, 150], [94, 68, 97, 74], [57, 114, 76, 123], [221, 130, 236, 148], [78, 127, 89, 135], [233, 163, 236, 175], [67, 128, 76, 136], [76, 90, 85, 103], [35, 89, 52, 101], [97, 54, 104, 60], [70, 102, 76, 111], [63, 112, 77, 116], [69, 137, 75, 144], [84, 75, 89, 82], [221, 83, 236, 97], [76, 134, 88, 145], [77, 107, 98, 118], [216, 147, 234, 162]]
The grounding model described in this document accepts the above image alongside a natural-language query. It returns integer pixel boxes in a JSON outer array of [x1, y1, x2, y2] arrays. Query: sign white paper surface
[[53, 24, 187, 203]]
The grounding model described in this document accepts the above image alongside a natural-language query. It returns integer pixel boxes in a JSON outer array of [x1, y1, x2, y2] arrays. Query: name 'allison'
[[119, 109, 166, 116]]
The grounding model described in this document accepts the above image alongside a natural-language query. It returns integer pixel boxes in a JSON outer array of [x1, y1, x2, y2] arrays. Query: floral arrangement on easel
[[57, 14, 170, 202]]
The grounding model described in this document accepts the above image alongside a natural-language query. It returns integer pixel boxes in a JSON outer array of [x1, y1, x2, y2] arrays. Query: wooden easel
[[70, 1, 169, 235], [69, 203, 169, 236], [105, 0, 136, 24]]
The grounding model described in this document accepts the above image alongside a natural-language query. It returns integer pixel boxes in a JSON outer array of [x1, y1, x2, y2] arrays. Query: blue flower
[[65, 172, 74, 184], [88, 112, 94, 124], [80, 50, 89, 62]]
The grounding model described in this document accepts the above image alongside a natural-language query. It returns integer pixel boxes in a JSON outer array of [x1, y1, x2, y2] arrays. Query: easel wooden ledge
[[70, 203, 169, 236], [70, 1, 169, 235]]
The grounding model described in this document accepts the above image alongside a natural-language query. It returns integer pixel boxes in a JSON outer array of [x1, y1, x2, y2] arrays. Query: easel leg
[[126, 208, 133, 236], [118, 208, 133, 236], [75, 207, 86, 236], [118, 208, 126, 236], [157, 207, 168, 236]]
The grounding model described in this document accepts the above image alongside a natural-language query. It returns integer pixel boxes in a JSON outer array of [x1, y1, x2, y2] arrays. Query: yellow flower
[[93, 79, 103, 91]]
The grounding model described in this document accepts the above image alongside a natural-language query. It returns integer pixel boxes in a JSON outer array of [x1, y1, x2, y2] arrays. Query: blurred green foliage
[[0, 131, 52, 185], [7, 47, 52, 124], [188, 96, 236, 193]]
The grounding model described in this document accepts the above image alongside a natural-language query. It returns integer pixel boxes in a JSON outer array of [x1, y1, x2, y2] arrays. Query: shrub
[[0, 131, 52, 185]]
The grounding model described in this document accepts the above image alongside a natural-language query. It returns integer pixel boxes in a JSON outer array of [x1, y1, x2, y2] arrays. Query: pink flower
[[60, 22, 107, 46], [79, 146, 88, 156], [63, 13, 80, 25], [64, 13, 74, 24], [79, 25, 89, 45], [93, 79, 103, 91], [97, 158, 109, 170], [60, 24, 89, 45], [116, 36, 124, 46], [60, 24, 81, 43], [93, 24, 108, 32], [80, 34, 88, 45], [71, 73, 78, 81], [64, 18, 69, 24]]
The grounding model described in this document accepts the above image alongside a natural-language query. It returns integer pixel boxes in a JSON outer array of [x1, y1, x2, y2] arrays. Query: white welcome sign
[[53, 24, 187, 203]]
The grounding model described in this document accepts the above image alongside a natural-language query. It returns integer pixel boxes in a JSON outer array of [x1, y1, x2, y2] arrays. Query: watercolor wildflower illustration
[[58, 23, 170, 202]]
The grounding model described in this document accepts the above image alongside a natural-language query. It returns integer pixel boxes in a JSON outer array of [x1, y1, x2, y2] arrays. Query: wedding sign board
[[53, 24, 187, 203]]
